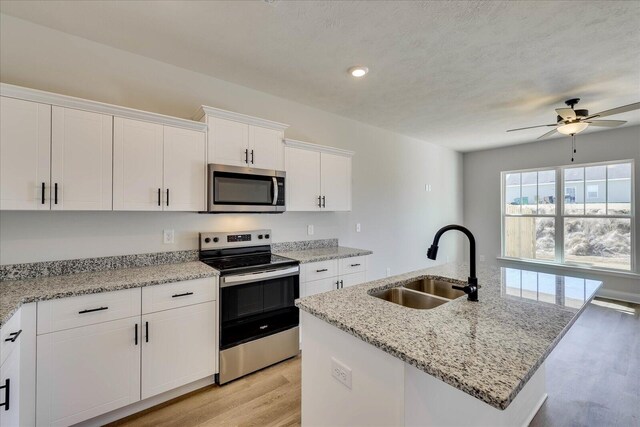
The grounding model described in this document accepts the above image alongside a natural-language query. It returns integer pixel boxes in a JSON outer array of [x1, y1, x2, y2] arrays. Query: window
[[502, 160, 634, 272]]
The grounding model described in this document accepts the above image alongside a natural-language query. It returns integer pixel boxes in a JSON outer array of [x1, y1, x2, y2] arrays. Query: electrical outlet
[[163, 229, 174, 244], [307, 225, 314, 236], [331, 357, 352, 389], [479, 255, 486, 262], [386, 267, 391, 277], [356, 223, 361, 232], [425, 184, 432, 192]]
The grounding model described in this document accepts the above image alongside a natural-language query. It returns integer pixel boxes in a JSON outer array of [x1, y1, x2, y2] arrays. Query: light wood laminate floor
[[110, 298, 639, 427]]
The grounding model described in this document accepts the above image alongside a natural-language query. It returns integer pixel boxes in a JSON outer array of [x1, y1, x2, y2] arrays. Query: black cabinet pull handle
[[41, 182, 46, 204], [336, 280, 340, 289], [78, 306, 108, 314], [340, 280, 344, 289], [316, 268, 328, 273], [145, 321, 149, 343], [322, 196, 326, 208], [172, 292, 194, 298], [54, 183, 58, 204], [350, 263, 361, 267], [317, 196, 322, 208], [244, 149, 249, 164], [158, 188, 161, 206], [4, 330, 21, 343], [135, 323, 138, 346], [0, 378, 9, 411], [166, 188, 170, 206], [251, 149, 254, 164]]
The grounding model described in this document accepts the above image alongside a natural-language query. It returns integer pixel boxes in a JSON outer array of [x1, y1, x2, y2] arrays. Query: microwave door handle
[[272, 177, 278, 205]]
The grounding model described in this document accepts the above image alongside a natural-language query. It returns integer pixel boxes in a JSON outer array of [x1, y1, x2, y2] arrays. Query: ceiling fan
[[506, 98, 640, 161]]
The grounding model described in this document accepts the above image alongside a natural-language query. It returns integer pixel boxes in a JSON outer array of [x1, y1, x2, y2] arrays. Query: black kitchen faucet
[[427, 224, 478, 301]]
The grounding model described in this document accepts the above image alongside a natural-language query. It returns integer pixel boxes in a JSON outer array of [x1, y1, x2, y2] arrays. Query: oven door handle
[[221, 266, 299, 288], [272, 177, 278, 206]]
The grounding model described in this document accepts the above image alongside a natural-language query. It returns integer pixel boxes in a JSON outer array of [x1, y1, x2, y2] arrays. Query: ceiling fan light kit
[[506, 99, 640, 161]]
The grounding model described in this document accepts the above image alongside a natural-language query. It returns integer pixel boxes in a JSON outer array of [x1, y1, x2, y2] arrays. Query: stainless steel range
[[199, 230, 299, 384]]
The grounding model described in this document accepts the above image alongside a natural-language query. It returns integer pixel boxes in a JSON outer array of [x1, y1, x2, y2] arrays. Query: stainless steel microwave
[[206, 164, 286, 213]]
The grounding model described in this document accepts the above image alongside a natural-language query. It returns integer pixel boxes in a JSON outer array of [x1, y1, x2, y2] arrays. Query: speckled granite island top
[[274, 246, 372, 263], [0, 261, 218, 327], [295, 263, 601, 410]]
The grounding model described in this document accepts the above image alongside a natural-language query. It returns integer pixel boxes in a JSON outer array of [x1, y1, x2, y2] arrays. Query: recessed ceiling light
[[348, 66, 369, 78]]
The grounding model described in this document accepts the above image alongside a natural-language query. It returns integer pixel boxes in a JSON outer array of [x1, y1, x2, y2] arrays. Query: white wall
[[464, 125, 640, 301], [0, 15, 464, 281]]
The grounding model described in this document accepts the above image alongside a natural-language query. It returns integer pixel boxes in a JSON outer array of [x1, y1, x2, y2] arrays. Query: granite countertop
[[295, 262, 601, 410], [0, 261, 218, 327], [275, 246, 372, 264]]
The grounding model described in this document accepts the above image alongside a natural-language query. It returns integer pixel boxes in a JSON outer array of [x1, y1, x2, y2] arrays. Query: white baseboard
[[522, 393, 548, 427], [596, 288, 640, 304], [73, 376, 215, 426]]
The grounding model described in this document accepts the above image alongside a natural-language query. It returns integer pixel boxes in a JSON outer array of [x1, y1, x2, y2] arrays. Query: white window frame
[[501, 159, 636, 274]]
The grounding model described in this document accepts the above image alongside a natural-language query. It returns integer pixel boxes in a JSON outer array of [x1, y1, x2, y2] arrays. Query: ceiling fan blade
[[588, 102, 640, 119], [584, 120, 627, 127], [556, 108, 576, 120], [537, 128, 558, 140], [506, 124, 556, 132]]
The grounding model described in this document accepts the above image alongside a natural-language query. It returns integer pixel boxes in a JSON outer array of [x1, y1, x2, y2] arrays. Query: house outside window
[[502, 160, 634, 272]]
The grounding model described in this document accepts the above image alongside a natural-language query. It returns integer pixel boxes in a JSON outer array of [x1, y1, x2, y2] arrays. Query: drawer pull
[[316, 269, 328, 273], [4, 330, 21, 343], [78, 306, 109, 314], [350, 263, 361, 267], [145, 321, 149, 343], [172, 292, 194, 298], [135, 323, 138, 346], [0, 378, 9, 411]]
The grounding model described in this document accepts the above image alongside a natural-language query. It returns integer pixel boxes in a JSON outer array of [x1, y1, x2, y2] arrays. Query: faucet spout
[[427, 224, 478, 301]]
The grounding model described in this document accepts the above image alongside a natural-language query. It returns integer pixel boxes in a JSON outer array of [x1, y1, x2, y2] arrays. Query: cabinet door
[[340, 271, 367, 288], [141, 302, 216, 400], [305, 277, 339, 297], [320, 153, 351, 211], [0, 346, 21, 427], [51, 107, 113, 211], [36, 317, 140, 427], [163, 126, 206, 211], [0, 97, 51, 210], [113, 118, 164, 211], [249, 126, 283, 170], [208, 117, 249, 167], [284, 147, 321, 211]]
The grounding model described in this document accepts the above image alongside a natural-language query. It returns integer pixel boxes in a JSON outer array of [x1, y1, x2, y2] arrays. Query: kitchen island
[[295, 263, 601, 426]]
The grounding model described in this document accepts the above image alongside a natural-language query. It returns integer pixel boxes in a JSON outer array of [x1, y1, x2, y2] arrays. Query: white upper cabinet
[[113, 118, 164, 211], [195, 106, 289, 171], [51, 107, 113, 211], [285, 147, 321, 211], [284, 139, 353, 212], [320, 152, 351, 211], [0, 96, 51, 210], [163, 126, 206, 212], [250, 126, 284, 170]]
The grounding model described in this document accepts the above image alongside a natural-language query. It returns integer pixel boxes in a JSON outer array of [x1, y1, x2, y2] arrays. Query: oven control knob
[[265, 234, 270, 239], [213, 237, 219, 243], [258, 234, 263, 239], [204, 238, 211, 243]]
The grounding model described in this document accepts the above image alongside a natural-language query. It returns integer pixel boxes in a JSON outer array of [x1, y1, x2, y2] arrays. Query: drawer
[[1, 308, 22, 366], [142, 278, 217, 314], [339, 256, 367, 275], [37, 288, 141, 335], [304, 260, 338, 282]]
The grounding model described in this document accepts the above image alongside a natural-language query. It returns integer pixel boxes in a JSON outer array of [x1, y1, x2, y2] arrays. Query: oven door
[[208, 164, 286, 213], [219, 266, 299, 350]]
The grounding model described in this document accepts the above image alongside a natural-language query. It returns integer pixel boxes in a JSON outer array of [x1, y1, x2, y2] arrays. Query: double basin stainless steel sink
[[371, 278, 465, 309]]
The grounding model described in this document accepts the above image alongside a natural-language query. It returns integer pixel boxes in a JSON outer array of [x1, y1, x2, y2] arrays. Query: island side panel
[[300, 312, 404, 426], [404, 362, 547, 427]]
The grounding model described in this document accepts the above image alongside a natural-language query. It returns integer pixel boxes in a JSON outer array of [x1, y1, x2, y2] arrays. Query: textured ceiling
[[1, 0, 639, 151]]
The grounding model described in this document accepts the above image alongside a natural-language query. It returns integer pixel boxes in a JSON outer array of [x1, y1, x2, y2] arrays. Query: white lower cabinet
[[301, 256, 370, 297], [0, 345, 21, 427], [36, 317, 141, 427], [141, 301, 216, 399]]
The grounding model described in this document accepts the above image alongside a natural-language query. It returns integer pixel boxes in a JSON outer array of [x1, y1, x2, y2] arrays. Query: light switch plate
[[356, 223, 361, 232], [163, 229, 175, 244], [307, 225, 314, 236]]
